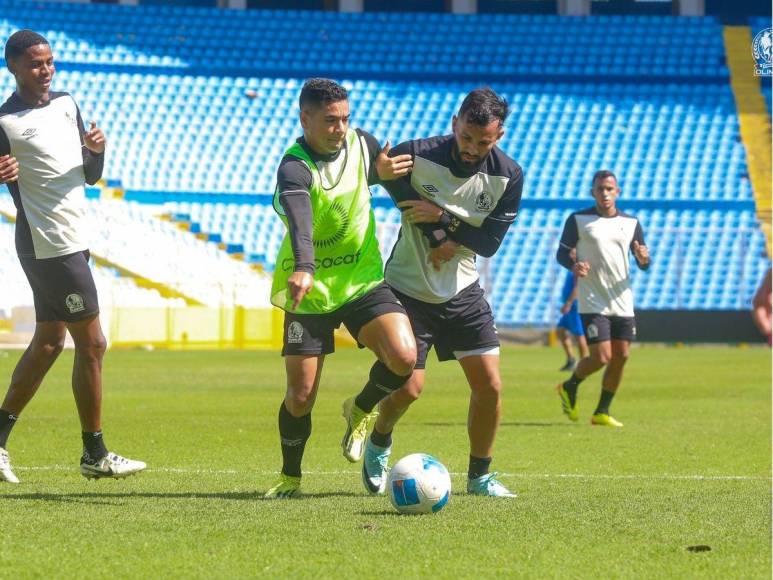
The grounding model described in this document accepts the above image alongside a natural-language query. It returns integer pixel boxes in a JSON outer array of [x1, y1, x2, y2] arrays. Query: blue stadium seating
[[0, 2, 729, 80], [0, 2, 768, 325]]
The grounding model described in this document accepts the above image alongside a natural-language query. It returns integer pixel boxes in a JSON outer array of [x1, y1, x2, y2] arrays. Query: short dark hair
[[458, 88, 509, 127], [592, 169, 618, 186], [299, 78, 348, 110], [4, 29, 49, 63]]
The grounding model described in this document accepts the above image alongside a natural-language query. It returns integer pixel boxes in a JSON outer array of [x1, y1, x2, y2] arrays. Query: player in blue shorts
[[555, 269, 588, 371]]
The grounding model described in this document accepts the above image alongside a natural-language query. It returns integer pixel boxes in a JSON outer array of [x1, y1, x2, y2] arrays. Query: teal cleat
[[467, 472, 517, 498], [361, 439, 391, 495]]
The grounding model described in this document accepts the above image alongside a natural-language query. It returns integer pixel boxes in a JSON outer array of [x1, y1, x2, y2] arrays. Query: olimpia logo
[[752, 27, 772, 77], [313, 200, 350, 248]]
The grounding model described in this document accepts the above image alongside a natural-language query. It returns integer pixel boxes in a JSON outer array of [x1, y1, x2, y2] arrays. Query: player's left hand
[[398, 200, 443, 224], [632, 240, 649, 266], [560, 302, 572, 315], [375, 141, 412, 181], [428, 239, 459, 271], [84, 121, 106, 154]]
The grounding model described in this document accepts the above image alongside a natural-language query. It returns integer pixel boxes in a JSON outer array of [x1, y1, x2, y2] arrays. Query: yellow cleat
[[341, 397, 378, 462], [591, 413, 624, 428], [556, 383, 579, 422], [264, 473, 302, 499]]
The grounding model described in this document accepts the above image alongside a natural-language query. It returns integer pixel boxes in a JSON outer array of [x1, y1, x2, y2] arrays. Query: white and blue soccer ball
[[387, 453, 451, 515]]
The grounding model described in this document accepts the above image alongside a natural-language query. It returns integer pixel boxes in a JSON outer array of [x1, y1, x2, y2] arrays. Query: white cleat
[[0, 447, 20, 484], [80, 452, 146, 480]]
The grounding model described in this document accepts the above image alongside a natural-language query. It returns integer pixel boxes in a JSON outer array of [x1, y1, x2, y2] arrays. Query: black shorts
[[281, 282, 407, 356], [19, 250, 100, 323], [392, 282, 499, 370], [580, 313, 637, 344]]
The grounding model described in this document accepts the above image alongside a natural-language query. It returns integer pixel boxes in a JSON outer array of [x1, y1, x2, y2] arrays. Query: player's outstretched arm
[[376, 141, 449, 248], [375, 140, 413, 181]]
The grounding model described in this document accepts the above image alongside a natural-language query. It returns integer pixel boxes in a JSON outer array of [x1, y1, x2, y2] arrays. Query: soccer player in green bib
[[265, 79, 417, 498]]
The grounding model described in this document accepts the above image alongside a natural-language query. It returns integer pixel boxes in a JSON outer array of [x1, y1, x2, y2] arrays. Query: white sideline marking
[[12, 465, 770, 481]]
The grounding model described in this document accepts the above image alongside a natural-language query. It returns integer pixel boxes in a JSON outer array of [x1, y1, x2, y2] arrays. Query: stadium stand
[[0, 1, 769, 327]]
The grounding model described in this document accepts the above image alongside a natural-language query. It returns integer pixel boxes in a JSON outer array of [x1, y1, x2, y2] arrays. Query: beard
[[451, 141, 483, 172]]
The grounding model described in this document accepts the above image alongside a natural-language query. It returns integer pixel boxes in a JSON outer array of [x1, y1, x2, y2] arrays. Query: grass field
[[0, 345, 769, 578]]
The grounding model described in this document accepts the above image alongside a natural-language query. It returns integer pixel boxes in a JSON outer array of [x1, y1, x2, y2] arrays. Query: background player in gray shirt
[[556, 170, 650, 427], [0, 30, 145, 483]]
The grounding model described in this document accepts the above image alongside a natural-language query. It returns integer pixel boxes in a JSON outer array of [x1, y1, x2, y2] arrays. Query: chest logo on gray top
[[64, 110, 77, 128], [421, 184, 439, 196], [22, 128, 37, 140], [476, 192, 494, 212]]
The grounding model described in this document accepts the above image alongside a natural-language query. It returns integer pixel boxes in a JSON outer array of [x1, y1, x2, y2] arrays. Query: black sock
[[370, 428, 392, 448], [81, 431, 108, 462], [594, 390, 616, 415], [468, 455, 492, 480], [0, 409, 18, 449], [562, 372, 585, 406], [354, 361, 411, 413], [278, 402, 311, 478]]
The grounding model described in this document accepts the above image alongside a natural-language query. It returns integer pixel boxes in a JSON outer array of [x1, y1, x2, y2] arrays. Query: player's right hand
[[573, 261, 590, 277], [0, 155, 19, 184], [288, 271, 314, 310], [375, 140, 413, 181], [560, 302, 572, 315], [429, 240, 459, 271]]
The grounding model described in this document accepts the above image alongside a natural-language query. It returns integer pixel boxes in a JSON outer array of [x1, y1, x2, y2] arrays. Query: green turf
[[0, 345, 769, 578]]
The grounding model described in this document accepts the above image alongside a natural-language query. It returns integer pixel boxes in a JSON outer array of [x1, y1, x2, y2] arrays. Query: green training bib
[[271, 129, 384, 314]]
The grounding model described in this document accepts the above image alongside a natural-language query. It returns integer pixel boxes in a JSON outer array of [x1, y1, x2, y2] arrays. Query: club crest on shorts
[[475, 192, 494, 212], [287, 321, 304, 344], [65, 293, 85, 314], [586, 323, 599, 339]]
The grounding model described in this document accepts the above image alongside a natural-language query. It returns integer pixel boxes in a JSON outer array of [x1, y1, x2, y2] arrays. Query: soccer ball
[[387, 453, 451, 515]]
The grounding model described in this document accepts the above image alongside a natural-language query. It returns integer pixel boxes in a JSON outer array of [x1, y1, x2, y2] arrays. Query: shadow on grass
[[423, 421, 573, 428], [0, 490, 359, 502]]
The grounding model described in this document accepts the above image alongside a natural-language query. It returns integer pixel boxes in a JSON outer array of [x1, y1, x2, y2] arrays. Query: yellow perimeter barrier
[[110, 306, 284, 350], [724, 26, 772, 257], [108, 306, 357, 350]]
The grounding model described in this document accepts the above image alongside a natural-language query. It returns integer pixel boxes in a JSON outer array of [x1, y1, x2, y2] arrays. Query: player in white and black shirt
[[356, 88, 523, 498], [0, 31, 144, 484], [555, 170, 650, 427]]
